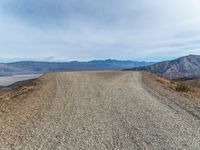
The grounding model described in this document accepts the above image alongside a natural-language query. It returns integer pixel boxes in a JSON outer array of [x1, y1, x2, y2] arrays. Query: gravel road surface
[[0, 71, 200, 149]]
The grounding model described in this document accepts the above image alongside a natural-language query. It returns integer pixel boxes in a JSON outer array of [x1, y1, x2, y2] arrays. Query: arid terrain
[[0, 71, 200, 149], [0, 74, 42, 87], [129, 55, 200, 79]]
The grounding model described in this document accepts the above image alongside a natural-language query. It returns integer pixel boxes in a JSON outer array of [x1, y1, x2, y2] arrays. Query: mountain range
[[127, 55, 200, 79], [0, 59, 154, 76]]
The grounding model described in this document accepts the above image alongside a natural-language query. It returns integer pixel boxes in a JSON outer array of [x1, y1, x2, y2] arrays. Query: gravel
[[0, 71, 200, 149]]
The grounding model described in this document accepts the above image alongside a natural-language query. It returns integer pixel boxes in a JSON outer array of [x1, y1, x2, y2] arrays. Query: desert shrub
[[12, 84, 23, 90], [175, 82, 191, 92], [170, 80, 176, 84]]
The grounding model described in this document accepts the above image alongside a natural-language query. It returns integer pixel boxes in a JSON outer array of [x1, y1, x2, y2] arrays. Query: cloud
[[0, 0, 200, 62]]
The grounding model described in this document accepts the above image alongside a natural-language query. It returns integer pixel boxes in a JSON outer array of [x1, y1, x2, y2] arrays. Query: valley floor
[[0, 71, 200, 149], [0, 74, 42, 86]]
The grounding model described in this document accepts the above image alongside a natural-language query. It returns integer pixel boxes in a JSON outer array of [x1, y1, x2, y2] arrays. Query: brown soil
[[0, 71, 200, 149]]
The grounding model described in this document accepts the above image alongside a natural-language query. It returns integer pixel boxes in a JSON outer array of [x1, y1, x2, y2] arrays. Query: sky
[[0, 0, 200, 62]]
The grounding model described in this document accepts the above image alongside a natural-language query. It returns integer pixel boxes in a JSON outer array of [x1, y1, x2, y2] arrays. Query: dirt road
[[0, 71, 200, 149]]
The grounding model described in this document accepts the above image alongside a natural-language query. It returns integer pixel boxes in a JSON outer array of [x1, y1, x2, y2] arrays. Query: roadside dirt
[[0, 71, 200, 149]]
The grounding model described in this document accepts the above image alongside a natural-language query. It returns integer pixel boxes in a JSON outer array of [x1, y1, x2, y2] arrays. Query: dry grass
[[143, 72, 199, 94], [185, 79, 200, 88], [175, 82, 191, 92], [142, 71, 200, 100], [0, 80, 37, 106]]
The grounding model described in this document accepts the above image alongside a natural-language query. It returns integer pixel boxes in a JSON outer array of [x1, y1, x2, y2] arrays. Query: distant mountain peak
[[127, 54, 200, 79]]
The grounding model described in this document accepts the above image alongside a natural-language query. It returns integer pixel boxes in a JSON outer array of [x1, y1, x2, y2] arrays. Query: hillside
[[0, 71, 199, 149], [0, 60, 154, 76], [127, 55, 200, 79]]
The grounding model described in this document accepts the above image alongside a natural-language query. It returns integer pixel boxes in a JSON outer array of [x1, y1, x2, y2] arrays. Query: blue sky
[[0, 0, 200, 62]]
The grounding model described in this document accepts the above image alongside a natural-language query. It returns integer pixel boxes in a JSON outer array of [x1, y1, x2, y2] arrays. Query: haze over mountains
[[128, 55, 200, 79], [1, 55, 200, 79], [0, 59, 154, 76]]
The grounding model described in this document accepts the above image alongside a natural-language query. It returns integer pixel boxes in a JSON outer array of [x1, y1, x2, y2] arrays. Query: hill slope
[[0, 71, 199, 149], [127, 55, 200, 79], [0, 60, 154, 76]]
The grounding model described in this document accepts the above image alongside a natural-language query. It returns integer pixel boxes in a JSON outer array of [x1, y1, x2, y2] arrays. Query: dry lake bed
[[0, 74, 42, 86]]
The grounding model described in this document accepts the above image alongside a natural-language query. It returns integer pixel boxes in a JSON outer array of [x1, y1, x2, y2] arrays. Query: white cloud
[[0, 0, 200, 62]]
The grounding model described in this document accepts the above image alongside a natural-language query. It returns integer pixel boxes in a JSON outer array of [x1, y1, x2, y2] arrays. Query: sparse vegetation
[[143, 72, 194, 93], [185, 79, 200, 88], [1, 71, 200, 149], [175, 82, 191, 92]]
